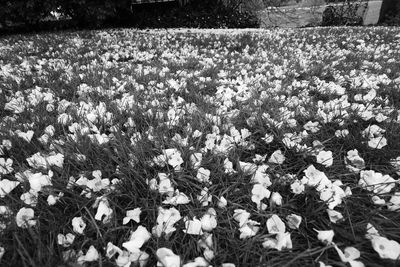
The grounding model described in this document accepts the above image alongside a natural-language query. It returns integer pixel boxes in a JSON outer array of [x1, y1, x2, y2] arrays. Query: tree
[[379, 0, 398, 23]]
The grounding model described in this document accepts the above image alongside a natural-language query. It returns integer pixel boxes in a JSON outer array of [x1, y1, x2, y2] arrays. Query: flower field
[[1, 27, 400, 266]]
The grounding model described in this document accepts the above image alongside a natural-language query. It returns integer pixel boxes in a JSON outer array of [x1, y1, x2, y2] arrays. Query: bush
[[0, 0, 59, 27], [59, 0, 132, 27], [379, 1, 400, 25], [322, 1, 364, 26], [129, 0, 260, 28]]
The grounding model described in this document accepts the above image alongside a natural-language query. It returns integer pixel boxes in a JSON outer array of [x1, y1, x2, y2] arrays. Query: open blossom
[[57, 233, 75, 247], [156, 248, 181, 267], [196, 168, 211, 184], [184, 217, 203, 235], [316, 150, 333, 167], [77, 245, 99, 264], [315, 229, 334, 245], [358, 170, 396, 194], [163, 189, 191, 205], [251, 184, 270, 210], [0, 179, 20, 197], [266, 214, 285, 234], [190, 153, 202, 170], [262, 232, 292, 251], [345, 149, 365, 173], [123, 208, 142, 224], [94, 197, 113, 223], [72, 216, 86, 234], [268, 150, 285, 165], [333, 245, 364, 267], [122, 225, 152, 253], [152, 207, 181, 238], [16, 207, 36, 228], [16, 130, 34, 142], [286, 214, 302, 229]]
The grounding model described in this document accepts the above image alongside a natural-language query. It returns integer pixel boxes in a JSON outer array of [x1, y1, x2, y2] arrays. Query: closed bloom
[[315, 229, 334, 245]]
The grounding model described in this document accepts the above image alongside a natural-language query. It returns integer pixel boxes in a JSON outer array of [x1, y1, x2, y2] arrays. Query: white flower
[[123, 208, 142, 224], [315, 229, 334, 245], [94, 197, 113, 224], [238, 220, 260, 239], [345, 149, 365, 173], [362, 125, 385, 139], [72, 216, 86, 234], [266, 214, 285, 234], [57, 233, 75, 247], [182, 257, 209, 267], [217, 196, 227, 208], [0, 158, 13, 174], [27, 171, 52, 192], [286, 214, 302, 229], [367, 137, 387, 149], [251, 184, 270, 210], [152, 207, 181, 238], [0, 247, 4, 262], [163, 190, 191, 206], [77, 245, 99, 264], [164, 148, 184, 172], [316, 151, 333, 167], [26, 153, 48, 169], [270, 192, 283, 206], [268, 150, 285, 165], [105, 242, 123, 259], [333, 245, 363, 266], [365, 223, 380, 239], [358, 170, 396, 194], [0, 179, 20, 197], [233, 209, 251, 227], [251, 168, 272, 188], [184, 217, 203, 235], [389, 193, 400, 211], [239, 161, 258, 175], [16, 207, 36, 228], [197, 187, 212, 207], [326, 209, 343, 223], [16, 130, 34, 142], [370, 235, 400, 260], [46, 153, 64, 168], [156, 248, 181, 267], [158, 173, 174, 196], [196, 168, 211, 184], [122, 225, 152, 253], [290, 180, 305, 194], [190, 153, 202, 170], [303, 165, 330, 191], [223, 158, 236, 174], [262, 133, 274, 144], [20, 190, 38, 206], [262, 232, 292, 251], [44, 125, 55, 136], [200, 208, 217, 232], [303, 121, 320, 133]]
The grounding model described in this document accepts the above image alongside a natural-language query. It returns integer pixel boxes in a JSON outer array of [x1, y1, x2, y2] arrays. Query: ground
[[0, 27, 400, 267]]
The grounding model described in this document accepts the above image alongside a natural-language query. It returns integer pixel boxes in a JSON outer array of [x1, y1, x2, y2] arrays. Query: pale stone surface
[[363, 1, 383, 25]]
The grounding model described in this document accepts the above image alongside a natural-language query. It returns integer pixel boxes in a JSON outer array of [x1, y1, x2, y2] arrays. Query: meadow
[[0, 27, 400, 266]]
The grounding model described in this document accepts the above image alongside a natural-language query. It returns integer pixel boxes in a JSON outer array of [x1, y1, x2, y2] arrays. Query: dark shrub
[[322, 1, 364, 26]]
